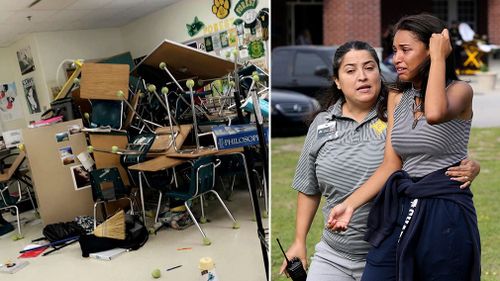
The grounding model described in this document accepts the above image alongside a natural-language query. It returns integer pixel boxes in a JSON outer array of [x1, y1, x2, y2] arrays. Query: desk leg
[[138, 171, 146, 223]]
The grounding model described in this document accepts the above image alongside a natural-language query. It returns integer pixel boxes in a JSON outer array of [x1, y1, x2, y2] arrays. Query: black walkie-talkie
[[276, 238, 307, 281]]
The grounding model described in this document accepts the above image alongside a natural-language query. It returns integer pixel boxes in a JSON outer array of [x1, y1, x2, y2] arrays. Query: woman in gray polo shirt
[[279, 41, 478, 281]]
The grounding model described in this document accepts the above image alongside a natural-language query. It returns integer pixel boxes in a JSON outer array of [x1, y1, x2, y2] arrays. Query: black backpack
[[78, 214, 148, 257], [42, 221, 85, 242]]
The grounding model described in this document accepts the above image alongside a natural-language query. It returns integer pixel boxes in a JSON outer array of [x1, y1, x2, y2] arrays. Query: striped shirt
[[392, 87, 471, 177], [292, 98, 386, 260]]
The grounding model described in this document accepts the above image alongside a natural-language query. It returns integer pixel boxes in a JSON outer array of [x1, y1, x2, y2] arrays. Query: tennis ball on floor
[[87, 146, 94, 153], [151, 268, 161, 278], [111, 146, 119, 153], [11, 234, 24, 241], [203, 237, 211, 246], [232, 221, 240, 229]]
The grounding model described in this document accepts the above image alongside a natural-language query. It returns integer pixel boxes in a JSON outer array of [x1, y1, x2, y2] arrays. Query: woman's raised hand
[[429, 28, 452, 61]]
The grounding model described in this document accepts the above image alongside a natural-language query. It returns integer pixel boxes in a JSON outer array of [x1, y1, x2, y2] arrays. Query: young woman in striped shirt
[[328, 14, 480, 281]]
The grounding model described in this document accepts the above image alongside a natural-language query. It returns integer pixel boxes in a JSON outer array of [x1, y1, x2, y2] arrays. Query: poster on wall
[[212, 33, 222, 50], [220, 31, 229, 48], [204, 36, 214, 52], [0, 82, 23, 121], [2, 129, 23, 149], [186, 16, 205, 37], [212, 0, 231, 19], [59, 146, 75, 165], [22, 77, 41, 114], [16, 46, 36, 75], [70, 165, 91, 190]]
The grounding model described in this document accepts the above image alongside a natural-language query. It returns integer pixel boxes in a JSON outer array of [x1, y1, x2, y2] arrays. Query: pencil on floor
[[166, 265, 182, 271]]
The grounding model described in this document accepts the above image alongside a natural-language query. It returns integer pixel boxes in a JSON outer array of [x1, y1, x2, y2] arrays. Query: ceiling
[[0, 0, 183, 47]]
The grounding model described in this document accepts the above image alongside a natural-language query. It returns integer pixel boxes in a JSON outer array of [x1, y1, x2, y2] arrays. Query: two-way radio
[[276, 238, 307, 281]]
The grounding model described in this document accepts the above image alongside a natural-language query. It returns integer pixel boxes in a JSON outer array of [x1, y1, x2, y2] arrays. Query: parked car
[[272, 45, 397, 99], [271, 88, 320, 137]]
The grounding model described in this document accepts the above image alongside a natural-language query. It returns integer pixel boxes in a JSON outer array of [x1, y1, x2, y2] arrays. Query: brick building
[[272, 0, 499, 51]]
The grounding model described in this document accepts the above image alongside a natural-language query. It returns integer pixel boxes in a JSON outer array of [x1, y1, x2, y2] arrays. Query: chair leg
[[11, 205, 22, 237], [199, 195, 207, 223], [93, 202, 99, 229], [138, 172, 146, 223], [155, 192, 162, 223], [239, 154, 258, 219], [25, 186, 38, 215], [126, 197, 134, 215], [208, 190, 238, 229], [252, 169, 268, 215], [184, 200, 211, 245]]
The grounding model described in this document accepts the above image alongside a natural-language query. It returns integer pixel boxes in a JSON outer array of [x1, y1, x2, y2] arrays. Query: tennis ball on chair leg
[[151, 268, 161, 278]]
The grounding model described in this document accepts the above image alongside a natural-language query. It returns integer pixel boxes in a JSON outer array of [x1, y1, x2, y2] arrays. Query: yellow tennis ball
[[186, 79, 195, 89], [17, 144, 25, 151], [252, 74, 260, 82], [159, 62, 166, 69], [84, 112, 90, 120], [87, 146, 94, 153], [161, 87, 169, 95], [147, 84, 156, 92], [151, 268, 161, 278], [111, 146, 118, 153], [116, 90, 124, 97]]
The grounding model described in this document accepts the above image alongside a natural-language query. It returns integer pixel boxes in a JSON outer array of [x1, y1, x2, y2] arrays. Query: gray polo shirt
[[292, 98, 386, 261]]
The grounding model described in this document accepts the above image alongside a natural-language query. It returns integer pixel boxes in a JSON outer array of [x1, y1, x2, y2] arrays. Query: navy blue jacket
[[364, 165, 480, 281]]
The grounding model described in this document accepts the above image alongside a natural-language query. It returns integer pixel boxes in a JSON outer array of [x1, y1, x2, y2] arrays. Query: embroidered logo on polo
[[371, 119, 387, 135]]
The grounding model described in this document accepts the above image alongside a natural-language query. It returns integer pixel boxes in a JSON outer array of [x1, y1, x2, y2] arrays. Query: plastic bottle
[[199, 257, 219, 281]]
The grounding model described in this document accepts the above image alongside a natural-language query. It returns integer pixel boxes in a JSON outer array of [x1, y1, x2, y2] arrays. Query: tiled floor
[[0, 189, 268, 280]]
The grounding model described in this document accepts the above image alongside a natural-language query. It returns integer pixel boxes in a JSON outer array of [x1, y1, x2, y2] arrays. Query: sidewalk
[[460, 74, 500, 128]]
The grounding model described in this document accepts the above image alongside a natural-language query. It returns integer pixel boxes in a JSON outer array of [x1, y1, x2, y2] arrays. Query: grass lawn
[[271, 128, 500, 281]]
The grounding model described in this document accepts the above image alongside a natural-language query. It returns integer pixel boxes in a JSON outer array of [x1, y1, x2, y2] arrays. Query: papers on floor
[[0, 260, 29, 274], [89, 248, 127, 261]]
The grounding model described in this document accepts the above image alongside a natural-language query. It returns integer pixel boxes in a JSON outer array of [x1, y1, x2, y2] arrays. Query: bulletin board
[[22, 119, 94, 225]]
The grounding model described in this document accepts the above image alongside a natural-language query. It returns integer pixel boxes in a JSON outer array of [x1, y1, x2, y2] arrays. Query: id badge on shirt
[[317, 121, 337, 139]]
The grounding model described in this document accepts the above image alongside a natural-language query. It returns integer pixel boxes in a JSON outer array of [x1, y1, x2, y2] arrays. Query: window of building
[[432, 0, 477, 30]]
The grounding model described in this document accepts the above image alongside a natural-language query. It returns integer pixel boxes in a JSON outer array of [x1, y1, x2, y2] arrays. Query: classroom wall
[[121, 0, 269, 58], [0, 48, 13, 133], [0, 0, 269, 132], [0, 29, 125, 132], [0, 35, 42, 132], [34, 28, 126, 94]]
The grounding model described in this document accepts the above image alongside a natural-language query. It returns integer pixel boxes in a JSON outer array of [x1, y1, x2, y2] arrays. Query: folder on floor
[[89, 248, 127, 261]]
